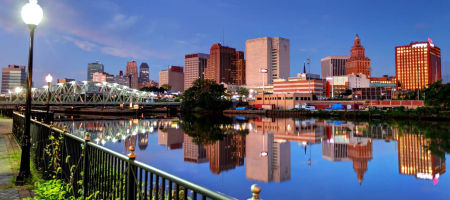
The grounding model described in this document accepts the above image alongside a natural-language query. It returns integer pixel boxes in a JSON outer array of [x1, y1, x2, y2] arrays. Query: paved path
[[0, 118, 26, 200]]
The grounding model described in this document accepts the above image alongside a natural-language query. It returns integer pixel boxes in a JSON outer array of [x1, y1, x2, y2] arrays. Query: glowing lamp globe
[[21, 0, 43, 26], [45, 74, 53, 83], [15, 87, 22, 94]]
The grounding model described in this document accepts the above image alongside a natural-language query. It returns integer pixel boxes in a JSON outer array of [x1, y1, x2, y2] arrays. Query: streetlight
[[259, 68, 267, 94], [17, 0, 43, 185], [45, 74, 52, 113]]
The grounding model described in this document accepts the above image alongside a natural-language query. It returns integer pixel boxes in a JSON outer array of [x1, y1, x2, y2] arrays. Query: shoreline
[[223, 109, 450, 121]]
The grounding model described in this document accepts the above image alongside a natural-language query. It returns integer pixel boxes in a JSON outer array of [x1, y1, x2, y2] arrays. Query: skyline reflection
[[56, 116, 447, 185]]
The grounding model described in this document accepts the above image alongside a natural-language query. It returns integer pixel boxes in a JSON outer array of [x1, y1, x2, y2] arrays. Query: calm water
[[56, 115, 450, 200]]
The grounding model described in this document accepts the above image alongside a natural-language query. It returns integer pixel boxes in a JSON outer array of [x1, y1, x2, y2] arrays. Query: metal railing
[[12, 112, 260, 200]]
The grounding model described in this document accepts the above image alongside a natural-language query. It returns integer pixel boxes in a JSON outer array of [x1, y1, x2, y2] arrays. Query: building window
[[295, 97, 299, 100], [277, 97, 281, 100], [257, 97, 262, 100]]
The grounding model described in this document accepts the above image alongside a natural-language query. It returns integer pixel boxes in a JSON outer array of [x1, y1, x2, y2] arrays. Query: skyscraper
[[321, 56, 349, 78], [245, 37, 290, 86], [114, 70, 129, 86], [395, 41, 441, 90], [139, 62, 150, 84], [1, 65, 26, 94], [159, 66, 184, 92], [204, 43, 245, 85], [184, 53, 209, 90], [87, 61, 104, 81], [126, 61, 139, 89], [346, 35, 371, 77]]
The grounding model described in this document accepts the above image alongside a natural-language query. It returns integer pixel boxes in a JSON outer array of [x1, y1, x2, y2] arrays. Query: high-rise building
[[1, 65, 26, 94], [184, 53, 209, 90], [204, 43, 245, 85], [346, 35, 371, 77], [87, 61, 104, 81], [114, 70, 129, 86], [321, 56, 349, 78], [157, 128, 184, 149], [159, 66, 184, 92], [245, 37, 290, 86], [395, 41, 441, 90], [139, 62, 150, 84], [126, 61, 139, 89]]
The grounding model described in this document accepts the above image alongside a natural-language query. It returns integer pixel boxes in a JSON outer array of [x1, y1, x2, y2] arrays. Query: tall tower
[[1, 65, 26, 94], [184, 53, 209, 90], [204, 43, 245, 85], [139, 62, 150, 84], [87, 61, 104, 81], [125, 61, 139, 89], [395, 41, 441, 90], [245, 37, 290, 86], [346, 35, 371, 77]]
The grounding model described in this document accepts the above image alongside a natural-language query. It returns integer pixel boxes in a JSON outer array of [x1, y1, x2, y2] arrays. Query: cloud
[[63, 36, 97, 51]]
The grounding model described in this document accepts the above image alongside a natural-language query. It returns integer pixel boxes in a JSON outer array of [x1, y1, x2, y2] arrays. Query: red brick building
[[346, 35, 371, 77], [395, 41, 441, 90], [205, 43, 245, 85]]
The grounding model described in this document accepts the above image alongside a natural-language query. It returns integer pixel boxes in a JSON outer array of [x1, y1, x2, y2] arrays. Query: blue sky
[[0, 0, 449, 86]]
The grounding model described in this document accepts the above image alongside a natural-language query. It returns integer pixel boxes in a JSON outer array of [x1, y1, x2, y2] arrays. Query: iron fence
[[12, 112, 246, 200]]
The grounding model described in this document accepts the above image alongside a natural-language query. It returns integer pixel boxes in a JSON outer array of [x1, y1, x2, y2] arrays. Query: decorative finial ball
[[251, 184, 261, 194]]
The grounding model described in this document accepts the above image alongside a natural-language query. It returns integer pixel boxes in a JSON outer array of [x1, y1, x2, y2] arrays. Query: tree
[[161, 84, 172, 91], [422, 80, 450, 109], [237, 87, 249, 102], [140, 86, 159, 92], [180, 79, 232, 113]]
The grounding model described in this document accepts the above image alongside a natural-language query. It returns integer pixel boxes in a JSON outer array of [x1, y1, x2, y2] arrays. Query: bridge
[[1, 81, 181, 108]]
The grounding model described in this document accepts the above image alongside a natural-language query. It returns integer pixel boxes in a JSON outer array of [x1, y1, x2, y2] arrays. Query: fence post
[[248, 184, 261, 200], [83, 132, 90, 199], [127, 146, 137, 200]]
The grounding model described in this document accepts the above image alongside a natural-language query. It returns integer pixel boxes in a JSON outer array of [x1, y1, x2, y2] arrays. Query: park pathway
[[0, 118, 33, 199]]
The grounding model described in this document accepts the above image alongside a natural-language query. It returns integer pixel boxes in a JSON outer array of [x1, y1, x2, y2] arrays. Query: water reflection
[[56, 116, 448, 186]]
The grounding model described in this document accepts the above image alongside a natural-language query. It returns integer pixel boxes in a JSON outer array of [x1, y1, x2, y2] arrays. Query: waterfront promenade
[[0, 118, 33, 199]]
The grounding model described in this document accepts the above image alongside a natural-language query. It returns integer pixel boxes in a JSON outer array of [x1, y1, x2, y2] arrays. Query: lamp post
[[45, 74, 52, 114], [16, 0, 43, 185], [260, 68, 267, 94]]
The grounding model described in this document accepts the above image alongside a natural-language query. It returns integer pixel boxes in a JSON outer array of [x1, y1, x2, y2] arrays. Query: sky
[[0, 0, 449, 87]]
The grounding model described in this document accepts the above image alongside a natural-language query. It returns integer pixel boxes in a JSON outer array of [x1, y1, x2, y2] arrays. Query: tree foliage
[[181, 79, 232, 112], [161, 84, 172, 91], [422, 80, 450, 109]]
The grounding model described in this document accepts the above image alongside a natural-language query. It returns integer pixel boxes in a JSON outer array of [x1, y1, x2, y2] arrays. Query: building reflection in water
[[322, 121, 373, 184], [246, 131, 291, 182], [56, 117, 447, 184], [398, 132, 446, 184], [158, 128, 184, 149]]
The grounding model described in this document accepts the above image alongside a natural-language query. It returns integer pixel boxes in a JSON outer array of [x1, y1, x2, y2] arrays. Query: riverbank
[[223, 108, 450, 121]]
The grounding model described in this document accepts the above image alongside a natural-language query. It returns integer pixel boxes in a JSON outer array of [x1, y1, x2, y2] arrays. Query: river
[[55, 114, 450, 200]]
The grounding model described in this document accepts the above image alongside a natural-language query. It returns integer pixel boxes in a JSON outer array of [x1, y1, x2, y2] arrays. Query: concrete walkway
[[0, 118, 32, 199]]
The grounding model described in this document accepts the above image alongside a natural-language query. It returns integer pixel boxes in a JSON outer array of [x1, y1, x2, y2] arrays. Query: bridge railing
[[13, 112, 244, 200]]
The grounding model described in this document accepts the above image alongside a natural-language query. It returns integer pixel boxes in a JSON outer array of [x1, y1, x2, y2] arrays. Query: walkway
[[0, 118, 33, 199]]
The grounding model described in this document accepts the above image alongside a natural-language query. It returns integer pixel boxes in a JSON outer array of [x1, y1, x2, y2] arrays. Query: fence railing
[[13, 112, 260, 200]]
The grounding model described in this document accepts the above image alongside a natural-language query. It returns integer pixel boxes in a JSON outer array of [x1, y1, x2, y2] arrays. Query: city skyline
[[0, 0, 449, 87]]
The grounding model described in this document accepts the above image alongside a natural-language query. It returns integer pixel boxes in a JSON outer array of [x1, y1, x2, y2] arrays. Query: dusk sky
[[1, 0, 449, 86]]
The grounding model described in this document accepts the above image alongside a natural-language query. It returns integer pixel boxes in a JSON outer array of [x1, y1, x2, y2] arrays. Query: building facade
[[126, 61, 139, 89], [321, 56, 349, 78], [395, 41, 441, 90], [159, 66, 184, 92], [326, 73, 370, 98], [139, 62, 150, 84], [114, 70, 129, 86], [57, 78, 75, 83], [252, 93, 313, 110], [346, 35, 371, 77], [245, 37, 290, 86], [1, 65, 26, 94], [370, 76, 397, 88], [92, 72, 114, 83], [87, 61, 104, 81], [184, 53, 209, 90], [138, 80, 158, 89], [352, 87, 393, 100], [204, 43, 245, 85], [273, 73, 325, 96]]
